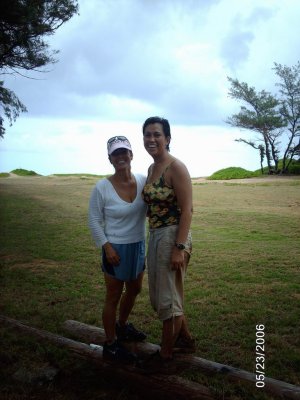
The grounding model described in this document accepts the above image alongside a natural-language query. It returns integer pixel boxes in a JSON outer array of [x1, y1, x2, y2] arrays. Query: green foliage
[[254, 159, 300, 175], [207, 167, 259, 180], [0, 81, 27, 137], [227, 78, 283, 131], [0, 0, 79, 136], [0, 172, 9, 177], [11, 168, 39, 176], [288, 160, 300, 174], [0, 0, 79, 72], [277, 158, 300, 174]]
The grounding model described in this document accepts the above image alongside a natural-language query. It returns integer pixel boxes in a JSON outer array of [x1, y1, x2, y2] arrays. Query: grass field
[[0, 175, 300, 399]]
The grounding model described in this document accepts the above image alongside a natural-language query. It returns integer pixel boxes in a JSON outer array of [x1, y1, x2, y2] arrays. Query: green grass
[[0, 175, 300, 399]]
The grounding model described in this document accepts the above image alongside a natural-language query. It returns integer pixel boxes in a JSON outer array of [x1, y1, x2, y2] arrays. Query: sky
[[1, 0, 300, 177]]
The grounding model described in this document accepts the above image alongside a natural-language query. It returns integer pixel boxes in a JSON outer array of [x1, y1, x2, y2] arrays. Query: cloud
[[1, 0, 300, 176], [2, 0, 233, 125], [5, 0, 300, 124]]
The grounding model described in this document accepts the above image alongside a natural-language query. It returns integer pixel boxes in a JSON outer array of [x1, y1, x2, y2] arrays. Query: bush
[[11, 168, 39, 176], [254, 159, 300, 175], [288, 160, 300, 174], [208, 167, 259, 180], [0, 172, 10, 178]]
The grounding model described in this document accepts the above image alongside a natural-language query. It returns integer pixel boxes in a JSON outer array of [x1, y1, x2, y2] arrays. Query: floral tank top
[[142, 164, 181, 229]]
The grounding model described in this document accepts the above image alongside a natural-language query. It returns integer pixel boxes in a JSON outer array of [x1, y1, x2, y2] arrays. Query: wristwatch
[[175, 242, 186, 250]]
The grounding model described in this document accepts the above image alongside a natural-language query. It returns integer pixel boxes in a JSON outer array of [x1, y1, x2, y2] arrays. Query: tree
[[273, 62, 300, 173], [226, 61, 300, 174], [0, 0, 79, 137], [226, 78, 285, 173], [235, 138, 265, 174], [0, 81, 27, 136]]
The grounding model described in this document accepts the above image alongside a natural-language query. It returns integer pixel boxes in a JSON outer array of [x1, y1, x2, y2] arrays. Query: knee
[[104, 297, 119, 310], [105, 289, 122, 308], [128, 284, 142, 297], [126, 281, 143, 297]]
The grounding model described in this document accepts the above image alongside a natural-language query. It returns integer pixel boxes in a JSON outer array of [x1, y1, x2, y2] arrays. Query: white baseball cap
[[107, 136, 132, 155]]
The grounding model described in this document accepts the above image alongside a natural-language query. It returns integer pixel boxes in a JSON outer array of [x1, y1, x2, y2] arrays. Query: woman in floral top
[[141, 116, 195, 373]]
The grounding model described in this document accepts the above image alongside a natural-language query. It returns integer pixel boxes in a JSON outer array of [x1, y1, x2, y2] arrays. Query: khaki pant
[[147, 225, 192, 321]]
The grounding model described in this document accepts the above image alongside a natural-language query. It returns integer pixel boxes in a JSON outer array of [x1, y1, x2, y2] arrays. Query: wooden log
[[0, 315, 213, 400], [62, 319, 300, 400], [63, 319, 160, 355]]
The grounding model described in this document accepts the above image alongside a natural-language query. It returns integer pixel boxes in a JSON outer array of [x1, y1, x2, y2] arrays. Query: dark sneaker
[[137, 351, 176, 374], [103, 340, 137, 364], [173, 336, 196, 354], [116, 322, 147, 342]]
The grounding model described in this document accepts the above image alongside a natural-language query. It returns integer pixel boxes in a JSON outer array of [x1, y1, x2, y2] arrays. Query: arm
[[88, 184, 120, 266], [169, 160, 193, 270], [88, 185, 107, 247]]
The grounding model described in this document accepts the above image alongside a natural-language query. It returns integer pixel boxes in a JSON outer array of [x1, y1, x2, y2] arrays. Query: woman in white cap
[[88, 136, 147, 363]]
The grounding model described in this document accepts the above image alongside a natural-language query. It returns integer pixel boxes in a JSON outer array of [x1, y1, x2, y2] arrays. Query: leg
[[102, 273, 124, 343], [177, 251, 193, 340], [160, 315, 184, 359], [178, 315, 193, 340], [160, 247, 193, 357], [118, 271, 144, 325], [138, 314, 183, 374]]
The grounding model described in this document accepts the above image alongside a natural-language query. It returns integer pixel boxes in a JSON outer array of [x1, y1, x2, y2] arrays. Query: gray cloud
[[219, 6, 275, 72], [3, 0, 299, 129]]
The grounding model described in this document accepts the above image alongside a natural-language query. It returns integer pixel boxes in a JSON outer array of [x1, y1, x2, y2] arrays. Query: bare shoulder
[[147, 163, 154, 177], [165, 158, 191, 188], [169, 158, 191, 177]]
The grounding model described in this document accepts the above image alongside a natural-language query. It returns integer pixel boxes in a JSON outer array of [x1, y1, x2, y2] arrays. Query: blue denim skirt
[[102, 240, 145, 281]]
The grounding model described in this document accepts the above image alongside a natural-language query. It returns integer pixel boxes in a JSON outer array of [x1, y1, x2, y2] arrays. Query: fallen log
[[0, 315, 213, 400], [62, 319, 300, 400], [63, 319, 160, 355]]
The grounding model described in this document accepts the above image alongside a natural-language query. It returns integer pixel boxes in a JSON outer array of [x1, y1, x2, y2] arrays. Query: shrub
[[288, 160, 300, 174], [11, 168, 39, 176], [208, 167, 259, 180], [254, 159, 300, 175]]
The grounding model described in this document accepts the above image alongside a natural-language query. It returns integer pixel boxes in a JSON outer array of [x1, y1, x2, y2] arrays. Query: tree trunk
[[0, 315, 213, 400], [62, 319, 300, 400], [263, 131, 273, 173]]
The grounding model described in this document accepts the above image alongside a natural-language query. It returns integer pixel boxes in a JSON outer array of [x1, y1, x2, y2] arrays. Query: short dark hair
[[142, 116, 171, 151]]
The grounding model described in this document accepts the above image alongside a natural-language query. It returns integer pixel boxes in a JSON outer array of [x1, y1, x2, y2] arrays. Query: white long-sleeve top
[[88, 174, 147, 247]]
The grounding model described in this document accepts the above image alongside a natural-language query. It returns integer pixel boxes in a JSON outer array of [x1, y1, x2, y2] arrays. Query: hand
[[171, 247, 185, 270], [103, 243, 120, 266]]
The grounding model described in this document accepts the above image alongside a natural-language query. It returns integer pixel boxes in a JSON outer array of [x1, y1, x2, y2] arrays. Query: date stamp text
[[255, 324, 265, 388]]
